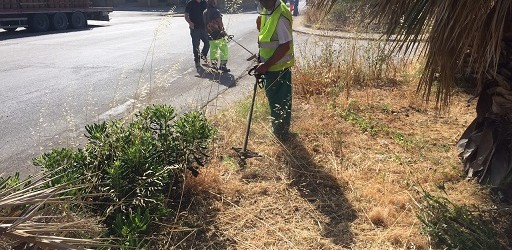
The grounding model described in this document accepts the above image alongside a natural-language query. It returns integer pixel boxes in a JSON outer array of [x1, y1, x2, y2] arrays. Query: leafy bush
[[33, 105, 216, 245], [33, 148, 85, 195], [113, 208, 151, 249]]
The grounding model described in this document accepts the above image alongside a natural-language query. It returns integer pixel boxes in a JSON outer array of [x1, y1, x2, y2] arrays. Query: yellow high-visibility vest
[[258, 1, 295, 72]]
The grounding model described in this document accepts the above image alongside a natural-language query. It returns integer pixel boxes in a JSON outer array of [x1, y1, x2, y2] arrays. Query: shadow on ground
[[162, 181, 235, 249], [195, 64, 236, 87], [0, 25, 108, 41], [281, 134, 357, 247]]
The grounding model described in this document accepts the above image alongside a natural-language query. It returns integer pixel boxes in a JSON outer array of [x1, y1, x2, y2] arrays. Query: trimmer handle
[[248, 64, 265, 80]]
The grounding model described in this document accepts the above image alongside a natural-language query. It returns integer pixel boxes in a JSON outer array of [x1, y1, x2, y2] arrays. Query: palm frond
[[0, 171, 109, 249], [5, 231, 112, 250]]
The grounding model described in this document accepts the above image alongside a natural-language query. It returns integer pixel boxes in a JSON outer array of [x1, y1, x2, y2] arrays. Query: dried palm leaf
[[0, 171, 110, 249]]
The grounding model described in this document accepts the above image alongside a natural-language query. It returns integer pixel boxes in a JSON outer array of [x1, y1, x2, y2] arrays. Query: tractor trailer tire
[[51, 12, 68, 30], [29, 13, 50, 32]]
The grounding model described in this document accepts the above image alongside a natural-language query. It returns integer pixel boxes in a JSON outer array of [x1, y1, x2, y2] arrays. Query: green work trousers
[[263, 68, 292, 137], [209, 38, 228, 63]]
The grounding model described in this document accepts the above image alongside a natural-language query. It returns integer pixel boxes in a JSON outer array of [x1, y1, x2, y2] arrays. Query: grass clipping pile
[[162, 38, 511, 249]]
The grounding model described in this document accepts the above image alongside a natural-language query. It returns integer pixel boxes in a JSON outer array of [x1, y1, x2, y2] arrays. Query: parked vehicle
[[0, 0, 113, 32]]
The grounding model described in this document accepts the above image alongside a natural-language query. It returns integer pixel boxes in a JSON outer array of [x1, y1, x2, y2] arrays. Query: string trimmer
[[227, 35, 257, 61], [232, 65, 264, 166]]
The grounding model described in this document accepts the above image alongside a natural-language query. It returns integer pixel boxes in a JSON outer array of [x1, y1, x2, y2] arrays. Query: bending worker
[[255, 0, 295, 140]]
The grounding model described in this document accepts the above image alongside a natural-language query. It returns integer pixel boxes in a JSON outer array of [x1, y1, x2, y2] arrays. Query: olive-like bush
[[34, 105, 216, 247]]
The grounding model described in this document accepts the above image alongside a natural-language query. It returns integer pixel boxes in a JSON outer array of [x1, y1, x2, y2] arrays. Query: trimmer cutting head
[[232, 147, 261, 166]]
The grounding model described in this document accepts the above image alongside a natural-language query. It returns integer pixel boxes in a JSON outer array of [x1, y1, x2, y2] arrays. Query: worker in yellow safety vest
[[255, 0, 295, 140]]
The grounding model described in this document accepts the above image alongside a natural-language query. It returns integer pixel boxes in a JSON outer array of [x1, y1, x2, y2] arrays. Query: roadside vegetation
[[1, 1, 511, 249], [181, 37, 511, 248], [164, 2, 511, 247], [0, 105, 217, 249]]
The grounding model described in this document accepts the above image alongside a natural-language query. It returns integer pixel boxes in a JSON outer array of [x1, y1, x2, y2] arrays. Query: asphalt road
[[0, 9, 260, 176]]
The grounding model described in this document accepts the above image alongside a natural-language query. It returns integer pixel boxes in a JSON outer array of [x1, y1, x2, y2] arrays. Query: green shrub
[[33, 148, 86, 195], [112, 208, 151, 249], [0, 172, 23, 190], [33, 104, 216, 244]]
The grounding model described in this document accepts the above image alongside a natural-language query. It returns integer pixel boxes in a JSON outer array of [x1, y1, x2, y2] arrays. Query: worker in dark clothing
[[185, 0, 209, 67], [293, 0, 299, 16]]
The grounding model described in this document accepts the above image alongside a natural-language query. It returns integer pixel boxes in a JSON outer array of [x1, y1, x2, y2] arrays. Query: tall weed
[[304, 0, 385, 33], [294, 37, 403, 100]]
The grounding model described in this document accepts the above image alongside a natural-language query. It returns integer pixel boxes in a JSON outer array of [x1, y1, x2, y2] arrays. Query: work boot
[[220, 62, 230, 72], [201, 54, 208, 64], [219, 65, 230, 72], [211, 62, 218, 70]]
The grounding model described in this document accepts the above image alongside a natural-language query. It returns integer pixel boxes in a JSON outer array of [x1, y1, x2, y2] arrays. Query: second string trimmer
[[227, 35, 257, 61]]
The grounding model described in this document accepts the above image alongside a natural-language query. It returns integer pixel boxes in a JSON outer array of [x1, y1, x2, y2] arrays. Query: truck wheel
[[69, 12, 87, 29], [52, 13, 68, 30], [29, 14, 50, 32]]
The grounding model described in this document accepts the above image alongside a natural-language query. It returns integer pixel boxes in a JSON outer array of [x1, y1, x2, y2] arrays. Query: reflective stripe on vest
[[260, 53, 294, 66], [259, 41, 280, 48], [258, 1, 294, 72]]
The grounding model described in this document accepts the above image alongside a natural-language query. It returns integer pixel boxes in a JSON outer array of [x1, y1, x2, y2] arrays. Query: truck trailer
[[0, 0, 113, 32]]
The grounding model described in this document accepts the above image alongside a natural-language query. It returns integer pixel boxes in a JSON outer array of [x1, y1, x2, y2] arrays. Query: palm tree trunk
[[457, 32, 512, 195]]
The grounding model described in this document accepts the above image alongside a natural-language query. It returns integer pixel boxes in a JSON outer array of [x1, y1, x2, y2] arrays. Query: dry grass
[[303, 1, 386, 33], [156, 39, 511, 249]]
